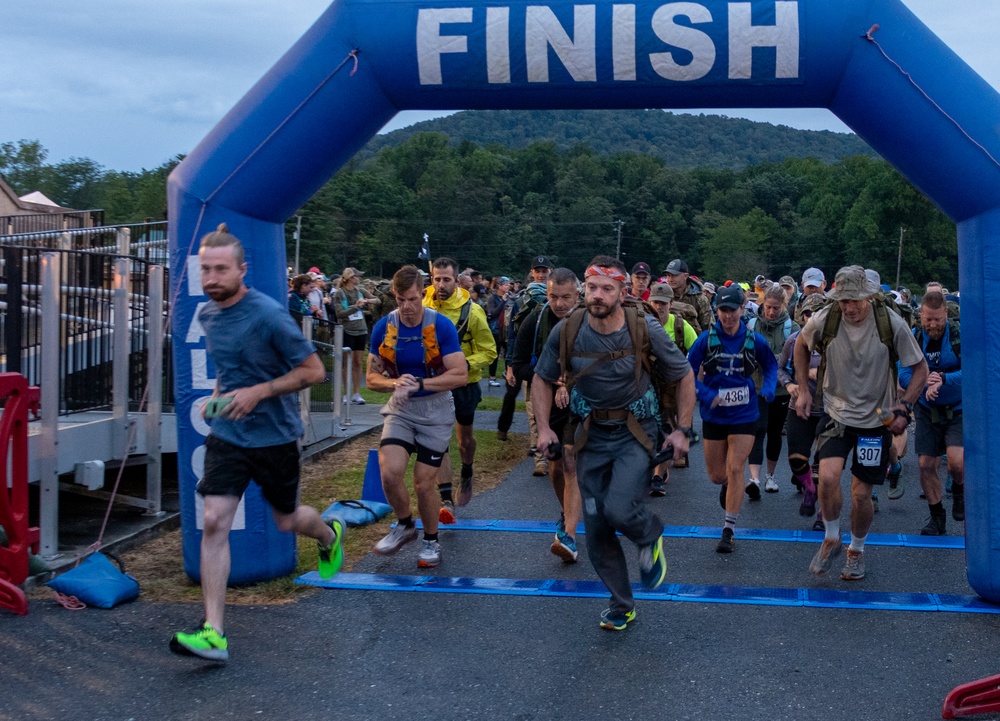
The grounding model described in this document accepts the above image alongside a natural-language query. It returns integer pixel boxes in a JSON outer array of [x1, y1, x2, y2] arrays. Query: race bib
[[717, 386, 750, 407], [856, 436, 883, 467], [348, 310, 364, 322]]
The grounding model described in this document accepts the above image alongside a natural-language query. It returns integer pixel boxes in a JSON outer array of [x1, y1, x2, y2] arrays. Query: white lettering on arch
[[525, 5, 597, 83], [728, 1, 800, 80], [649, 2, 716, 81], [417, 7, 473, 85]]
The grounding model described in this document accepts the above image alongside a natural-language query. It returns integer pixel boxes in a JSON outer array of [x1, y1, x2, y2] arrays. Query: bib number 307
[[856, 436, 883, 467], [717, 386, 750, 407]]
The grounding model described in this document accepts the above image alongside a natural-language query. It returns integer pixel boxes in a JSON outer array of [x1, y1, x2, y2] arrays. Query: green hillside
[[359, 109, 875, 168]]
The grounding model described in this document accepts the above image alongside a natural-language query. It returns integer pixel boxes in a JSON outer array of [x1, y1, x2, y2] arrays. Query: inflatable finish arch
[[169, 0, 1000, 591]]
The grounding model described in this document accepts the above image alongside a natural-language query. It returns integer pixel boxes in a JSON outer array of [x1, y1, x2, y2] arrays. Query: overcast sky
[[3, 1, 998, 172]]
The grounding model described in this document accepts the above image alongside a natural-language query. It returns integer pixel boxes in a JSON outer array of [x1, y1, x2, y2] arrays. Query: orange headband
[[585, 265, 627, 283]]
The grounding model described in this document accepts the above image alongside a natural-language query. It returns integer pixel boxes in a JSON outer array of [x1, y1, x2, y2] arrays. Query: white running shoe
[[374, 524, 417, 555], [764, 474, 779, 493], [417, 539, 441, 568]]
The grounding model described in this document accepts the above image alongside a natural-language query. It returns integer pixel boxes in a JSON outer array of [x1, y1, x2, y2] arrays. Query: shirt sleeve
[[891, 311, 925, 368], [798, 307, 826, 351], [435, 314, 463, 356], [682, 321, 698, 352], [646, 315, 690, 382], [269, 305, 317, 368], [533, 321, 563, 383]]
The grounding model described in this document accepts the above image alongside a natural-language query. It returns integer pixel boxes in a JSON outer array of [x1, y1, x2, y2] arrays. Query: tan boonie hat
[[828, 265, 880, 301], [779, 275, 797, 289], [648, 283, 674, 303]]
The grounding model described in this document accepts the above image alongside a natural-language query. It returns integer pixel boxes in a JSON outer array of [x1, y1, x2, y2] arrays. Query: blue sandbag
[[322, 500, 391, 527], [47, 552, 140, 609]]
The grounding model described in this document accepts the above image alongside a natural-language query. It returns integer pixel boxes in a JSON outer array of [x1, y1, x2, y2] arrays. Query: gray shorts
[[915, 404, 963, 456], [380, 390, 455, 456]]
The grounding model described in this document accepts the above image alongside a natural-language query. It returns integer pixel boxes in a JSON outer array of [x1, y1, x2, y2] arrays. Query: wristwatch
[[417, 377, 425, 392], [676, 425, 696, 441], [900, 400, 914, 413]]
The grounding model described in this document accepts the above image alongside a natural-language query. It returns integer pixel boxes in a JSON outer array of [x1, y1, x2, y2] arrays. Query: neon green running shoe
[[318, 517, 345, 579], [170, 622, 228, 661], [599, 607, 637, 631], [639, 535, 667, 590]]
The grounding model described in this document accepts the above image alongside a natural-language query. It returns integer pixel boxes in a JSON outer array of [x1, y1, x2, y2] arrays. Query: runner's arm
[[219, 353, 326, 420]]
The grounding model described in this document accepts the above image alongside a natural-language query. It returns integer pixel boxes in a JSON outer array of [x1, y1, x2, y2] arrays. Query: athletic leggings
[[749, 395, 791, 466], [785, 411, 821, 477]]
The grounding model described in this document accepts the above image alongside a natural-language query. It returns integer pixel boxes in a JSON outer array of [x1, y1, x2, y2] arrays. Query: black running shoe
[[649, 476, 667, 497], [716, 527, 735, 554], [953, 488, 965, 522], [746, 479, 761, 502], [920, 515, 947, 536]]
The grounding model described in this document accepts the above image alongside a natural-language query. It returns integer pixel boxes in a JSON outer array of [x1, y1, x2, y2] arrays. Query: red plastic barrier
[[0, 373, 40, 616], [943, 674, 1000, 718]]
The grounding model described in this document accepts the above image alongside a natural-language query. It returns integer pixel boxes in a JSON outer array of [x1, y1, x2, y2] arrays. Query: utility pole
[[895, 225, 906, 290], [293, 214, 302, 275], [615, 219, 624, 260]]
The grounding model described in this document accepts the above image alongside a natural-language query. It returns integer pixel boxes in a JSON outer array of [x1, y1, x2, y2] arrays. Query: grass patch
[[113, 429, 527, 606]]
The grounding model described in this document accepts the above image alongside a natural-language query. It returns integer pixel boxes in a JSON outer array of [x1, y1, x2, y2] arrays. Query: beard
[[586, 297, 619, 319], [205, 284, 240, 303]]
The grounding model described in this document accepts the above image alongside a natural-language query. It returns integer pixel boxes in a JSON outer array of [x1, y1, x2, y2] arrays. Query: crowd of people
[[174, 225, 964, 658]]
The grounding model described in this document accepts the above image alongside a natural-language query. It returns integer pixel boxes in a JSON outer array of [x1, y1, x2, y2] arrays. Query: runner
[[510, 268, 583, 562], [899, 290, 964, 535], [747, 284, 800, 493], [647, 282, 698, 489], [777, 293, 828, 524], [663, 258, 714, 333], [687, 284, 778, 553], [629, 262, 653, 301], [171, 224, 344, 662], [424, 257, 497, 522], [533, 255, 695, 630], [794, 266, 927, 581], [367, 265, 468, 568]]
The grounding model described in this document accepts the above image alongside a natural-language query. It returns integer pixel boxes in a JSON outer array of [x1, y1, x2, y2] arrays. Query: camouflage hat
[[778, 275, 797, 289], [800, 293, 829, 315], [829, 265, 880, 301]]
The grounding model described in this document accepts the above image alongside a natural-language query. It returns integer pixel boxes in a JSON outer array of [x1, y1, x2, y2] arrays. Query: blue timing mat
[[411, 520, 965, 550], [297, 572, 1000, 615]]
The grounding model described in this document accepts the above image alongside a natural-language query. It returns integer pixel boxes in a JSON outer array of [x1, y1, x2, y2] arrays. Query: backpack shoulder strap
[[812, 303, 842, 410], [783, 317, 792, 338], [558, 308, 588, 389], [674, 314, 686, 354], [455, 299, 472, 340], [747, 317, 757, 332], [872, 301, 899, 386], [949, 320, 961, 360]]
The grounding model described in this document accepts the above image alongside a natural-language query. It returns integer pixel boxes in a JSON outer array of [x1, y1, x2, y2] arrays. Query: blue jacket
[[899, 323, 962, 410], [688, 321, 778, 425]]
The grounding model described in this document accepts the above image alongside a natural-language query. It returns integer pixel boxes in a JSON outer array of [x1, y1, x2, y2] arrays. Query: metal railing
[[0, 245, 173, 415], [1, 209, 104, 235], [0, 221, 168, 265]]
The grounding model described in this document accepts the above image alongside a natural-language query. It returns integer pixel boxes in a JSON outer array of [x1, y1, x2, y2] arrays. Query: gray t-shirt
[[799, 303, 923, 428], [534, 311, 690, 409]]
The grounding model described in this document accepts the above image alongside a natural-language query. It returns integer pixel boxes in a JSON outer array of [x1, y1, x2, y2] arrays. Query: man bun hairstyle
[[199, 222, 245, 266]]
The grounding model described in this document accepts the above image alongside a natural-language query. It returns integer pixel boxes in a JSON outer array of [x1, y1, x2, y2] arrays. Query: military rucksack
[[812, 297, 898, 412], [557, 297, 677, 453]]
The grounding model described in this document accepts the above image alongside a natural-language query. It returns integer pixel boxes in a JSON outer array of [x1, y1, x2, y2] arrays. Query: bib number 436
[[717, 386, 750, 407]]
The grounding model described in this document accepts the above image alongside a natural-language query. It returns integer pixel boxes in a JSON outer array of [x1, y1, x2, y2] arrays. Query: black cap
[[631, 262, 652, 276], [532, 255, 554, 269], [714, 284, 745, 310], [664, 259, 689, 276]]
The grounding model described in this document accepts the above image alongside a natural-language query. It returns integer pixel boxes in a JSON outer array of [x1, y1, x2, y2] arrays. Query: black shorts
[[702, 419, 757, 441], [814, 414, 893, 485], [914, 405, 963, 456], [452, 383, 482, 426], [343, 332, 368, 352], [379, 438, 448, 467], [198, 435, 300, 515]]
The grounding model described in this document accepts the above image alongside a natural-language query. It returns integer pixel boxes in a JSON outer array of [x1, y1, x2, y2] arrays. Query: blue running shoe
[[639, 536, 667, 590], [599, 607, 637, 631], [551, 531, 578, 563]]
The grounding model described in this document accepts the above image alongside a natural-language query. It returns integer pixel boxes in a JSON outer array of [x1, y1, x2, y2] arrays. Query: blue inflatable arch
[[169, 0, 1000, 591]]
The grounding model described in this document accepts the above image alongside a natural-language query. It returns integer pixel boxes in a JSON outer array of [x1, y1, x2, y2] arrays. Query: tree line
[[296, 132, 957, 289], [1, 132, 957, 290]]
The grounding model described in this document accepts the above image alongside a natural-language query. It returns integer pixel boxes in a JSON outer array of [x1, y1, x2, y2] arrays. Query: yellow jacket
[[423, 286, 497, 384]]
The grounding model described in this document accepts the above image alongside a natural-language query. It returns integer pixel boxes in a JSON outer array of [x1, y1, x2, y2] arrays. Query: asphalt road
[[3, 409, 998, 721]]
